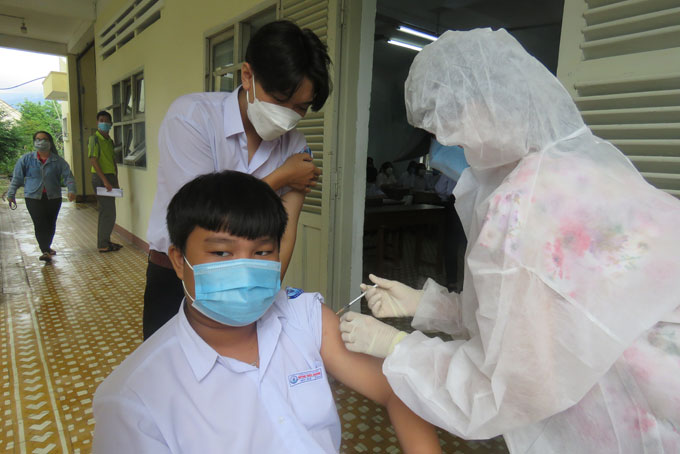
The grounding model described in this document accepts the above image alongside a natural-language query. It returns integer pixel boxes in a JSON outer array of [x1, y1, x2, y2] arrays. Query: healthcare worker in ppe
[[340, 28, 680, 453]]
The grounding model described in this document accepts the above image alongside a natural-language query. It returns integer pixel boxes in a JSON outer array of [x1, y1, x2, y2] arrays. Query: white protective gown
[[383, 28, 680, 453]]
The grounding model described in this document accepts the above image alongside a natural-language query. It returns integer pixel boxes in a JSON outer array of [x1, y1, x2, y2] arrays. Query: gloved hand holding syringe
[[335, 284, 378, 315]]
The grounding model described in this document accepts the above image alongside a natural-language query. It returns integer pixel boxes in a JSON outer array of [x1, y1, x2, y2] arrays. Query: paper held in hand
[[96, 187, 123, 197]]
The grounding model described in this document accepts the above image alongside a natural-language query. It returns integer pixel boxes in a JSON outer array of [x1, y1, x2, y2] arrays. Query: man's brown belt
[[149, 250, 173, 269]]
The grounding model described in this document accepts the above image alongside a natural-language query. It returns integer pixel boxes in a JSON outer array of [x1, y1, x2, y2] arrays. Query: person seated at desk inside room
[[92, 170, 441, 454], [426, 168, 441, 190], [411, 163, 429, 191], [376, 161, 397, 188], [367, 156, 375, 170], [365, 166, 385, 199], [398, 160, 417, 189]]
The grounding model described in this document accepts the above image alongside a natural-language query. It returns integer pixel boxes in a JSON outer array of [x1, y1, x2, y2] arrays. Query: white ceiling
[[0, 0, 96, 55], [373, 0, 565, 74], [377, 0, 564, 37]]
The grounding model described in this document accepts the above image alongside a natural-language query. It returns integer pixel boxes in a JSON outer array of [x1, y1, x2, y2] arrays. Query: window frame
[[111, 70, 146, 168], [205, 4, 278, 93]]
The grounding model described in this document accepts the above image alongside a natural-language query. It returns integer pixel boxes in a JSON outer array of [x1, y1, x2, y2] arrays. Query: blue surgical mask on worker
[[246, 75, 302, 141], [34, 139, 50, 151], [182, 257, 281, 326], [98, 122, 112, 133], [429, 139, 470, 181]]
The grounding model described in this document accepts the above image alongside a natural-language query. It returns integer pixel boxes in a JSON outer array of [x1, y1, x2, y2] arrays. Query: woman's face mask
[[183, 256, 281, 326], [246, 76, 302, 141], [34, 139, 50, 151], [386, 167, 394, 176]]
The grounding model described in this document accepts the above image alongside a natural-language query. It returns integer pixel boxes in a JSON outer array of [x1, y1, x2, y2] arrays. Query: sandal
[[98, 245, 117, 253], [39, 252, 52, 262], [108, 242, 123, 251], [48, 248, 57, 256]]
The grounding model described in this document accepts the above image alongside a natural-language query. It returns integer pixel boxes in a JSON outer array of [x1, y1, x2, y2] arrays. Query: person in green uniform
[[88, 110, 122, 253]]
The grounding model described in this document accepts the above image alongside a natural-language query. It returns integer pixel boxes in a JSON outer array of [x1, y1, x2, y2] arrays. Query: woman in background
[[5, 131, 76, 262]]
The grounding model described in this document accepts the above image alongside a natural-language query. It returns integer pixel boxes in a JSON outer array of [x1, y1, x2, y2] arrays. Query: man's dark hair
[[167, 171, 288, 253], [97, 110, 112, 122], [245, 20, 331, 112]]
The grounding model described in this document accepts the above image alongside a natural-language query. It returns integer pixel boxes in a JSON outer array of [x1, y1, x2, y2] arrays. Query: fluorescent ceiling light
[[387, 39, 422, 52], [398, 25, 437, 41]]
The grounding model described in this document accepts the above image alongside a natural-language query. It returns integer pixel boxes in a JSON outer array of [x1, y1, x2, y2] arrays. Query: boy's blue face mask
[[429, 139, 470, 181], [183, 257, 281, 326], [98, 122, 112, 133]]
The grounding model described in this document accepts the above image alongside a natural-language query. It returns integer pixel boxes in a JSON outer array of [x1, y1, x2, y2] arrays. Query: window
[[99, 0, 162, 60], [62, 117, 68, 141], [112, 71, 146, 168], [206, 6, 277, 92]]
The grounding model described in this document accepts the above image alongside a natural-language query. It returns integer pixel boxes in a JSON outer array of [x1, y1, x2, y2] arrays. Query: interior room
[[362, 0, 566, 298]]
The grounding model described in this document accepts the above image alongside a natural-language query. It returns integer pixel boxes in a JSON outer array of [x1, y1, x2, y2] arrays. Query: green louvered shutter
[[279, 0, 339, 295], [558, 0, 680, 197], [281, 0, 331, 213]]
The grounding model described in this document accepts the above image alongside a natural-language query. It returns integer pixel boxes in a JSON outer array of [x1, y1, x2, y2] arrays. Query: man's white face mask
[[246, 75, 302, 141]]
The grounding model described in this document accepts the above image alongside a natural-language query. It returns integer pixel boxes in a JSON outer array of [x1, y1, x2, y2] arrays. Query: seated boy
[[93, 170, 441, 453]]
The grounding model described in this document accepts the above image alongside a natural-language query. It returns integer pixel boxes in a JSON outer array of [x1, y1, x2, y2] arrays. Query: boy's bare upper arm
[[280, 189, 304, 214], [279, 190, 304, 277], [320, 305, 392, 405]]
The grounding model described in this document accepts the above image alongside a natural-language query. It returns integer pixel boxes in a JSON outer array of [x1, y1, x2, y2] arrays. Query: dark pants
[[143, 259, 184, 339], [25, 194, 62, 253], [92, 173, 118, 249], [444, 195, 467, 292]]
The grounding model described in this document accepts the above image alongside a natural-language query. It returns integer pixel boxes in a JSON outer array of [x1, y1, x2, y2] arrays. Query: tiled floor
[[0, 196, 507, 453], [1, 198, 145, 454]]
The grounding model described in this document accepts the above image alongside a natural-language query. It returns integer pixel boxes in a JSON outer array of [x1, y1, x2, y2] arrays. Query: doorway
[[362, 0, 565, 294]]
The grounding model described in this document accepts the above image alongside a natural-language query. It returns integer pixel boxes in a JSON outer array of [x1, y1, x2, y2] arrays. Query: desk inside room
[[364, 204, 445, 275]]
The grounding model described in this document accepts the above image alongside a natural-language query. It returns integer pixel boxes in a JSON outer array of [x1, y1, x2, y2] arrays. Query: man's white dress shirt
[[147, 89, 307, 254], [93, 290, 341, 453]]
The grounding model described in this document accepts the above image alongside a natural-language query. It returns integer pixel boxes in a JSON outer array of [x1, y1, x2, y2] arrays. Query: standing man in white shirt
[[143, 20, 329, 339]]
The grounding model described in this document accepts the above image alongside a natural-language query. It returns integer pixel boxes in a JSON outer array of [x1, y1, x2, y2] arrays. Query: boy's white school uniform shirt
[[93, 289, 341, 453], [147, 89, 307, 254]]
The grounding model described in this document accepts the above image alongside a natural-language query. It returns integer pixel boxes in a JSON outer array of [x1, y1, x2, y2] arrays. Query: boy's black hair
[[167, 170, 288, 253], [97, 110, 112, 122], [245, 20, 331, 112]]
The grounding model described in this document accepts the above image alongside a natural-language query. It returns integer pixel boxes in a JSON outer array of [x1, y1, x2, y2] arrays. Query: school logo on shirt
[[286, 287, 304, 299], [288, 367, 323, 387]]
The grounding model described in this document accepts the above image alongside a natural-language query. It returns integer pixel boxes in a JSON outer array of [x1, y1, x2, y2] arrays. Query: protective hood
[[384, 27, 680, 448], [405, 28, 585, 169]]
